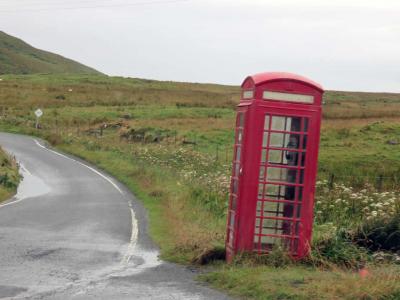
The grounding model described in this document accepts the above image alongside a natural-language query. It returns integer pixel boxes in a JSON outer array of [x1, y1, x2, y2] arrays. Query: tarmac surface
[[0, 133, 229, 300]]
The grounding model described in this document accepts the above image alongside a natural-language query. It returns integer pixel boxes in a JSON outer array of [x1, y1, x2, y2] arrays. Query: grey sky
[[0, 0, 399, 92]]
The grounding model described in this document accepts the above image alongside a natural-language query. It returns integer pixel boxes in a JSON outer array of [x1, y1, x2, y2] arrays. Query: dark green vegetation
[[0, 31, 101, 75], [1, 74, 400, 299], [0, 146, 20, 203]]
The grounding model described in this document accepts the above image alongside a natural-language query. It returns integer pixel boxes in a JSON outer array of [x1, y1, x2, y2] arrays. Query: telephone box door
[[252, 108, 320, 257]]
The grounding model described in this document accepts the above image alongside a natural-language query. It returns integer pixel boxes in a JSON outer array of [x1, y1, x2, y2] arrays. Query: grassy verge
[[0, 146, 20, 203], [200, 264, 400, 300]]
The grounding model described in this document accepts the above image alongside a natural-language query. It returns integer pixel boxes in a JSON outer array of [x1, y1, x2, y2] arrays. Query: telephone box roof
[[242, 72, 324, 92]]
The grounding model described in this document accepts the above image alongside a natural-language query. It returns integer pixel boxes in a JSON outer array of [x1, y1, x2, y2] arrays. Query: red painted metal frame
[[226, 72, 324, 262]]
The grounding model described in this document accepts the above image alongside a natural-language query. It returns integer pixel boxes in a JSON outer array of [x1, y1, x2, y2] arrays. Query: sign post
[[35, 109, 43, 129]]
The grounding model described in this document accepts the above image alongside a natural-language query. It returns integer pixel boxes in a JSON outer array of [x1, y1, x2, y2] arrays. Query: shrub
[[355, 211, 400, 252], [311, 225, 369, 268]]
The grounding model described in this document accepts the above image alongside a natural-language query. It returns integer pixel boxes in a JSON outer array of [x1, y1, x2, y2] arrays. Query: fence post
[[376, 174, 383, 192], [328, 173, 335, 190]]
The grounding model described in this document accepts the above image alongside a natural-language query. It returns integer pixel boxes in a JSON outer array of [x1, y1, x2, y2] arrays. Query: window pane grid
[[254, 114, 309, 254]]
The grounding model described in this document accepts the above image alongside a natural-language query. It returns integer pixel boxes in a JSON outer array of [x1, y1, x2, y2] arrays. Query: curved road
[[0, 133, 228, 300]]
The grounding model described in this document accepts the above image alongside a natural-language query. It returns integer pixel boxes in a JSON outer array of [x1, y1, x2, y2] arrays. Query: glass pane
[[286, 150, 299, 166], [261, 235, 277, 246], [264, 115, 270, 130], [282, 203, 295, 218], [303, 118, 309, 132], [269, 150, 287, 164], [286, 134, 301, 149], [288, 117, 301, 132], [230, 213, 235, 226], [292, 118, 302, 131], [284, 185, 296, 201], [271, 116, 286, 131], [258, 184, 264, 200], [256, 205, 262, 217], [234, 163, 240, 176], [255, 217, 261, 228], [264, 201, 283, 215], [287, 169, 297, 183], [231, 196, 237, 210], [270, 133, 285, 147], [299, 152, 306, 167], [259, 166, 265, 180], [237, 130, 243, 143], [267, 167, 288, 182], [292, 239, 299, 252], [265, 184, 285, 198], [263, 218, 283, 229], [296, 187, 303, 202], [236, 147, 241, 161], [296, 204, 302, 218], [243, 90, 254, 99], [285, 117, 292, 132], [263, 203, 297, 219], [302, 135, 308, 149], [295, 221, 301, 235], [262, 132, 268, 147], [282, 219, 293, 235], [238, 113, 244, 127], [260, 236, 290, 250], [261, 149, 267, 163], [232, 179, 238, 194], [299, 169, 305, 184]]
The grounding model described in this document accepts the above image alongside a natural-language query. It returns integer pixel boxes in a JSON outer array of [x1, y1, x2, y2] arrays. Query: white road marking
[[0, 163, 50, 208], [0, 195, 23, 208], [121, 204, 139, 265], [33, 138, 139, 264], [34, 139, 123, 194]]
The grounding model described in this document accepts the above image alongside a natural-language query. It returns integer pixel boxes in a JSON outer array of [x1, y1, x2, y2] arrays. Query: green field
[[1, 74, 400, 299]]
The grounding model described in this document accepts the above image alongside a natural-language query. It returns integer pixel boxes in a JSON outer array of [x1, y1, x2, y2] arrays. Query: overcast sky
[[0, 0, 399, 92]]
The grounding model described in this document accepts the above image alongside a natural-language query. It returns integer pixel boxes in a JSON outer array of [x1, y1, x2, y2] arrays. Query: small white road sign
[[35, 109, 43, 118]]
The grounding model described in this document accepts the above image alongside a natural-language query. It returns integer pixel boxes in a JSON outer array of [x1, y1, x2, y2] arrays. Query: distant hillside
[[0, 31, 101, 75]]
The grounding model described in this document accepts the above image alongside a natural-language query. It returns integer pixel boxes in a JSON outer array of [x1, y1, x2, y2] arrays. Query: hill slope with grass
[[0, 31, 101, 75]]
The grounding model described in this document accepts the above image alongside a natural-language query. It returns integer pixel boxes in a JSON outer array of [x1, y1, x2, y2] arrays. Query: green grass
[[1, 74, 400, 299], [0, 146, 20, 203], [0, 31, 100, 75], [200, 264, 400, 300]]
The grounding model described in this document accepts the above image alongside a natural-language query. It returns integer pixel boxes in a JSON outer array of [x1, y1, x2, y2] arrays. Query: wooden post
[[328, 173, 335, 190], [377, 174, 383, 192]]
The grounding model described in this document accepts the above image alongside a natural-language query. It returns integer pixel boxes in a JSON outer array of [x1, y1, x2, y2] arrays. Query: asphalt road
[[0, 133, 229, 300]]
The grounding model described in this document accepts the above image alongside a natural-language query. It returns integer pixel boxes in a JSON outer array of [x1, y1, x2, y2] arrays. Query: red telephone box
[[226, 72, 324, 262]]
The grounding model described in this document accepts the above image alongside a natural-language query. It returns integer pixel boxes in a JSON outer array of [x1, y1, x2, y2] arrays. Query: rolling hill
[[0, 31, 101, 75]]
